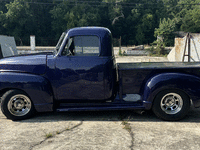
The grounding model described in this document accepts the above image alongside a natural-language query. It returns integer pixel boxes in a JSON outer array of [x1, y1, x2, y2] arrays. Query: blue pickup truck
[[1, 27, 200, 121]]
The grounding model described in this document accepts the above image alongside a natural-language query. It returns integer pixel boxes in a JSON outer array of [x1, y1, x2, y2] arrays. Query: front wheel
[[1, 90, 35, 120], [152, 90, 190, 121]]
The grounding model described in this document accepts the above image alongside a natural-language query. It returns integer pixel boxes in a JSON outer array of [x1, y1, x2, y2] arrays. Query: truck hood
[[0, 54, 47, 75]]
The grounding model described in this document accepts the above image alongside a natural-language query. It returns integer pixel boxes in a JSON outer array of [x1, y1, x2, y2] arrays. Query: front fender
[[0, 72, 54, 112], [142, 73, 200, 109]]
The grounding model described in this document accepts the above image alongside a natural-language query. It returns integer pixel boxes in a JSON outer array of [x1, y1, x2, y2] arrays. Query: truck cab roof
[[66, 27, 111, 36], [63, 27, 113, 56]]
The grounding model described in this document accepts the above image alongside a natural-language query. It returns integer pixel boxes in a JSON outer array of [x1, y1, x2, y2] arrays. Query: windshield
[[55, 32, 66, 53]]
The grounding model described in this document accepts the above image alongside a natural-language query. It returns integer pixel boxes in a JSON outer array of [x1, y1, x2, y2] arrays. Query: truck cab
[[47, 27, 117, 102]]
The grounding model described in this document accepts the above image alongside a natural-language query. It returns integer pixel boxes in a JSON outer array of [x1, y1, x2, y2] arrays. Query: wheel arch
[[0, 72, 54, 112], [0, 88, 13, 98], [0, 88, 36, 104], [142, 73, 200, 109]]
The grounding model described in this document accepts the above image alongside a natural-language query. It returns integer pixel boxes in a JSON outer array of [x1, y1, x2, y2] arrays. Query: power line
[[0, 0, 57, 5], [0, 0, 199, 8]]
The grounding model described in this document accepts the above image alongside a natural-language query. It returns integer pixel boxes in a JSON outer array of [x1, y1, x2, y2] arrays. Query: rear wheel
[[1, 90, 35, 120], [152, 90, 190, 121]]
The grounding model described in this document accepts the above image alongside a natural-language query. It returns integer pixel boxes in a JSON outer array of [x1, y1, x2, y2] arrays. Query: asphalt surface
[[0, 56, 200, 150]]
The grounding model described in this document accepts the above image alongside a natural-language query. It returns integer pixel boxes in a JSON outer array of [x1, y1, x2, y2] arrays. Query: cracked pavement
[[1, 106, 200, 150]]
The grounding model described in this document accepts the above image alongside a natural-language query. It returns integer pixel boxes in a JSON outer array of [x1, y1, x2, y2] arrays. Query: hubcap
[[160, 93, 183, 114], [8, 94, 31, 116]]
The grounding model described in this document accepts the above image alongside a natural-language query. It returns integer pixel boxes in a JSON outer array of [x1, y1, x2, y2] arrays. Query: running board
[[56, 101, 144, 112]]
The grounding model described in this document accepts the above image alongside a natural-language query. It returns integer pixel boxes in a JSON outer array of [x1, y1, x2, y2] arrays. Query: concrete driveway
[[1, 106, 200, 150]]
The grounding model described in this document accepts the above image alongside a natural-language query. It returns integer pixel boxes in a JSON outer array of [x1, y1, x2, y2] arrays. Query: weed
[[119, 48, 122, 56], [122, 120, 132, 133], [123, 124, 132, 132], [45, 133, 53, 138], [147, 39, 167, 56], [122, 120, 128, 125]]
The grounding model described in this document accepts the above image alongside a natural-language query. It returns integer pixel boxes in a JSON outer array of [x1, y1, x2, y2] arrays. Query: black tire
[[1, 90, 35, 120], [152, 90, 190, 121]]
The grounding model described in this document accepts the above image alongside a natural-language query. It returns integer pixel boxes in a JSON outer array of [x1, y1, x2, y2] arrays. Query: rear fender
[[0, 72, 54, 112], [142, 73, 200, 109]]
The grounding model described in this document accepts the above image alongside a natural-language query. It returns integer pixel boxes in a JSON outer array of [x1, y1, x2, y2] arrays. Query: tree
[[178, 0, 200, 33], [135, 13, 155, 44], [3, 0, 199, 47], [0, 11, 6, 35], [154, 18, 178, 46], [2, 0, 34, 45], [27, 0, 54, 45], [50, 1, 101, 40], [0, 0, 55, 45], [181, 8, 200, 33]]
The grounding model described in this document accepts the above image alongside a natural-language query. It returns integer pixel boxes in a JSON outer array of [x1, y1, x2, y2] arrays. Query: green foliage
[[0, 0, 200, 46], [0, 0, 55, 45], [154, 18, 178, 46], [3, 0, 33, 45], [136, 13, 154, 44], [179, 0, 200, 33], [45, 133, 53, 138], [155, 18, 177, 36], [155, 0, 200, 46], [155, 39, 166, 56], [50, 2, 101, 40], [0, 11, 6, 34], [148, 39, 166, 56]]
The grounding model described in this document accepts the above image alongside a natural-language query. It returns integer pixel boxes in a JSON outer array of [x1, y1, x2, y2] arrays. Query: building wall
[[168, 34, 200, 62]]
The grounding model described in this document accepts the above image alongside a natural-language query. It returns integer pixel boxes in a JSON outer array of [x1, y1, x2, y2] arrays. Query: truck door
[[55, 35, 107, 101]]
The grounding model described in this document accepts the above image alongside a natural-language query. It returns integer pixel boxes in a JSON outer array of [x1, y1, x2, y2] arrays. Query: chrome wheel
[[160, 93, 183, 115], [153, 90, 190, 121], [7, 94, 32, 116]]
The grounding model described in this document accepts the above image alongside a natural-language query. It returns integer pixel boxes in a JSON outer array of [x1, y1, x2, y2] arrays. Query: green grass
[[45, 133, 53, 138], [122, 120, 132, 133]]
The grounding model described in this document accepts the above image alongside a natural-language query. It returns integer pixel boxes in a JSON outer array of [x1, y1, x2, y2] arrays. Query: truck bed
[[117, 62, 200, 95], [118, 62, 200, 69]]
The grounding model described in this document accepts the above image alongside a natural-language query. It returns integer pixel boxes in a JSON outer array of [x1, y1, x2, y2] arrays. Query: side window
[[62, 36, 99, 56]]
